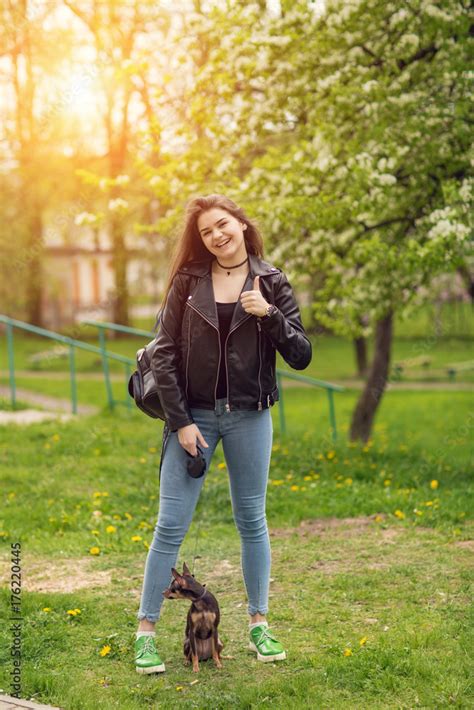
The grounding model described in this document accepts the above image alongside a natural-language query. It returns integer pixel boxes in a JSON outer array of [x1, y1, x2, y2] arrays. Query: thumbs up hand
[[240, 274, 270, 317]]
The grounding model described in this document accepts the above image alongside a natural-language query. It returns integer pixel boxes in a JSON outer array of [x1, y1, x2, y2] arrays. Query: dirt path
[[0, 385, 99, 422], [0, 695, 61, 709]]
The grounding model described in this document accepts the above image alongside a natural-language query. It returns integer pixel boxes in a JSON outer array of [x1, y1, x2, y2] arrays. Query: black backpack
[[128, 338, 165, 420]]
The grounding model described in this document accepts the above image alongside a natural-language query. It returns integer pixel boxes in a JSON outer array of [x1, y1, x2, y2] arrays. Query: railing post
[[69, 343, 77, 415], [327, 388, 337, 442], [98, 327, 114, 410], [276, 372, 286, 436], [6, 321, 16, 409]]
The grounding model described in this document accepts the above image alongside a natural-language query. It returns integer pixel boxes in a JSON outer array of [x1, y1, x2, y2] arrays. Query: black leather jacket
[[151, 252, 312, 432]]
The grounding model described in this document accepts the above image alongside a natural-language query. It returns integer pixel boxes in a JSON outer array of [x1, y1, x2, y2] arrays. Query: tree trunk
[[354, 336, 368, 377], [110, 215, 129, 327], [457, 264, 474, 303], [350, 311, 393, 442], [25, 203, 44, 326]]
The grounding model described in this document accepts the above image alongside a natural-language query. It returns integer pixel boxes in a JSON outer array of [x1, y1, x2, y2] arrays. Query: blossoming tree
[[155, 0, 472, 441]]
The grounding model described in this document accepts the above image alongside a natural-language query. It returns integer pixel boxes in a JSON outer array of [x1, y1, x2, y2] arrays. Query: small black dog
[[162, 562, 223, 672]]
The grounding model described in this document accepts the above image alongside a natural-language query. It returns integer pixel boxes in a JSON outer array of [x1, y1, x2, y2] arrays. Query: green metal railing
[[0, 315, 344, 440], [0, 315, 135, 415], [84, 320, 345, 441]]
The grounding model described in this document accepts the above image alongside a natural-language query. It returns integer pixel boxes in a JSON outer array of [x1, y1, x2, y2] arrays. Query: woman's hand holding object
[[178, 423, 209, 457]]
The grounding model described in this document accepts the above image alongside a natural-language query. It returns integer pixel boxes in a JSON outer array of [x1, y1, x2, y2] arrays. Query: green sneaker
[[135, 635, 166, 674], [248, 624, 287, 662]]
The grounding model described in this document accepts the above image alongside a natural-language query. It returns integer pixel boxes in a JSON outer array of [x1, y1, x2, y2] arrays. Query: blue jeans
[[137, 398, 273, 622]]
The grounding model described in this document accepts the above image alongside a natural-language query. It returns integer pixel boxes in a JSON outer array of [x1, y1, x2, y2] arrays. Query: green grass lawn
[[0, 389, 472, 708]]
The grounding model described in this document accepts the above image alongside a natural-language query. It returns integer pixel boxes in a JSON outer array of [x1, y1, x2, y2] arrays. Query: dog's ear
[[182, 561, 192, 576], [171, 567, 182, 581]]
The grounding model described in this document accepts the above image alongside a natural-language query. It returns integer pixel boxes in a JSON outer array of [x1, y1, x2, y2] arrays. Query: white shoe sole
[[248, 641, 286, 662], [136, 663, 165, 674]]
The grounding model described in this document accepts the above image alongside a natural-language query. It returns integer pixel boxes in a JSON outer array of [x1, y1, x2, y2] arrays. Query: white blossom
[[108, 198, 129, 212]]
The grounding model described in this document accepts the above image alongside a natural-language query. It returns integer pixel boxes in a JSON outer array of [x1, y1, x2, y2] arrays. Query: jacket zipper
[[186, 301, 221, 411], [256, 320, 263, 410], [186, 297, 263, 413], [185, 306, 192, 399], [223, 313, 252, 412]]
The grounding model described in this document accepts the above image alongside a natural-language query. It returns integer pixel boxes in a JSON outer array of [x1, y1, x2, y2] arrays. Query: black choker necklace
[[216, 255, 249, 276]]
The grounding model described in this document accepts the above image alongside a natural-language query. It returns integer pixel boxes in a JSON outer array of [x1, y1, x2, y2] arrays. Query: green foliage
[[138, 0, 473, 339]]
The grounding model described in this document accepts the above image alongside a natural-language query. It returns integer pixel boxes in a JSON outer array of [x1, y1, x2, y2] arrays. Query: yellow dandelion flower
[[384, 479, 391, 487], [413, 509, 423, 516], [124, 513, 133, 520], [0, 532, 6, 538], [343, 648, 352, 656], [113, 514, 121, 520], [359, 636, 368, 646], [345, 478, 353, 485], [90, 546, 100, 555], [374, 514, 383, 523], [52, 434, 60, 441], [327, 451, 336, 460], [317, 453, 324, 460], [66, 609, 80, 616], [101, 492, 109, 497], [176, 686, 184, 691], [148, 446, 157, 453], [430, 480, 439, 490], [139, 457, 147, 463], [91, 530, 99, 535], [272, 443, 280, 452], [100, 645, 111, 657], [282, 447, 289, 455], [286, 473, 293, 480], [290, 485, 300, 491], [313, 473, 320, 480], [362, 446, 369, 453], [42, 607, 52, 612], [93, 492, 102, 498], [44, 443, 51, 449], [304, 475, 312, 481], [106, 525, 116, 534], [394, 509, 405, 519], [424, 501, 434, 507], [131, 535, 142, 542], [271, 479, 284, 486], [218, 462, 226, 469]]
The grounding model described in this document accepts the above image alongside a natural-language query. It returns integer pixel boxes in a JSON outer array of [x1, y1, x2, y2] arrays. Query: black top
[[216, 301, 236, 399]]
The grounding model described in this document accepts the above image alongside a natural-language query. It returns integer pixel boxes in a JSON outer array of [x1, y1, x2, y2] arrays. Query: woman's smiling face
[[197, 208, 248, 263]]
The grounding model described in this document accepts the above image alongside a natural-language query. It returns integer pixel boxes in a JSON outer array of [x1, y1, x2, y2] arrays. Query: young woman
[[135, 194, 312, 673]]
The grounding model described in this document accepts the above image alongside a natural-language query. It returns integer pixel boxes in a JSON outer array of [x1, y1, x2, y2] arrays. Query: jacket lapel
[[182, 253, 279, 332]]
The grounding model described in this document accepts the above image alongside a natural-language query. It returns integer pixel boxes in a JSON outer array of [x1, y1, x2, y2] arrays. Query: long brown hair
[[156, 194, 264, 326]]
